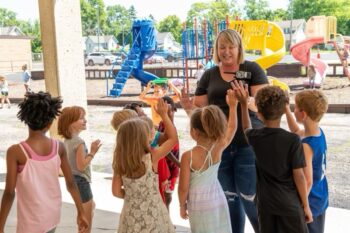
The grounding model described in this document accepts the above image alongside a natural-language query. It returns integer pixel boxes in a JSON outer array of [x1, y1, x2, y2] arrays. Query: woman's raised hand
[[179, 88, 193, 111]]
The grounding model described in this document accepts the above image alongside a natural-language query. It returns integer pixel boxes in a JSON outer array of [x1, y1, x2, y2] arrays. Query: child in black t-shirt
[[232, 81, 313, 233]]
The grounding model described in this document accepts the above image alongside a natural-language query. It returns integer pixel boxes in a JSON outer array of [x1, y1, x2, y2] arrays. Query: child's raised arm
[[59, 142, 89, 232], [232, 81, 251, 131], [218, 89, 238, 149], [151, 99, 177, 163], [285, 103, 304, 136]]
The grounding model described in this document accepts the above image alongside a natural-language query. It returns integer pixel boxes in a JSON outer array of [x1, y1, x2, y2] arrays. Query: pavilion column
[[38, 0, 87, 136]]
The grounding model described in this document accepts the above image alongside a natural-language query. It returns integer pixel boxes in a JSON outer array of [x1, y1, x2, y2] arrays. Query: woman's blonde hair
[[113, 118, 151, 177], [58, 106, 86, 139], [111, 109, 138, 131], [0, 75, 5, 81], [213, 29, 244, 65], [190, 105, 227, 142], [295, 90, 328, 122]]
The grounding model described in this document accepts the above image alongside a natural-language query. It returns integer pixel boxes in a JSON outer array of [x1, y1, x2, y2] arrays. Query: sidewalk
[[0, 105, 350, 232]]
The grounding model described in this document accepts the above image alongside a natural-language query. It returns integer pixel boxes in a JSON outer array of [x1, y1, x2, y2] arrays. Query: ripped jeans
[[218, 144, 259, 233]]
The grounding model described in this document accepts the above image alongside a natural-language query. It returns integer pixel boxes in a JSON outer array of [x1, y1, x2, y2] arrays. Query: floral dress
[[117, 153, 175, 233]]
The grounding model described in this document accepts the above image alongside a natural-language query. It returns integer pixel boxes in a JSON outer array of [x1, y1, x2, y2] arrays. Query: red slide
[[290, 36, 324, 66]]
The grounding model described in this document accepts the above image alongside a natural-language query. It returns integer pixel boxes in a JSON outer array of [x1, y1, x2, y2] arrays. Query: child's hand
[[77, 213, 89, 233], [231, 80, 249, 105], [226, 89, 238, 107], [155, 98, 168, 117], [90, 139, 102, 156], [304, 205, 313, 223], [180, 88, 193, 110], [180, 205, 188, 220]]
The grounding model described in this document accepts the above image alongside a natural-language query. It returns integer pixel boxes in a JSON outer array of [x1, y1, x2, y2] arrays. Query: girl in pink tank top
[[0, 91, 88, 233]]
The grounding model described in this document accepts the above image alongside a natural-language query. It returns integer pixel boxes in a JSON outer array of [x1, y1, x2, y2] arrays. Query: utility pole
[[97, 5, 100, 52], [289, 0, 293, 50]]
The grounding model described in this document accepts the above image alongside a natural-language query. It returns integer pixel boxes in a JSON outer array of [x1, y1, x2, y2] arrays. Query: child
[[0, 75, 11, 109], [158, 96, 180, 210], [112, 99, 177, 233], [57, 106, 102, 233], [111, 109, 138, 131], [233, 82, 313, 233], [139, 80, 181, 126], [0, 91, 88, 233], [22, 64, 31, 93], [285, 90, 329, 233], [178, 89, 238, 233], [123, 102, 146, 116]]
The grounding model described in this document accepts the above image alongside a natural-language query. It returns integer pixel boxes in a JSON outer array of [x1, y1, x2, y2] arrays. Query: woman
[[182, 29, 268, 233]]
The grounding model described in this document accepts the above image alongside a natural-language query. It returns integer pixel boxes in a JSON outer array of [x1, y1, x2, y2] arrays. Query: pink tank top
[[16, 140, 62, 233]]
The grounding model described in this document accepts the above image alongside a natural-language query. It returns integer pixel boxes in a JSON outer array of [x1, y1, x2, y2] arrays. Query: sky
[[0, 0, 289, 22]]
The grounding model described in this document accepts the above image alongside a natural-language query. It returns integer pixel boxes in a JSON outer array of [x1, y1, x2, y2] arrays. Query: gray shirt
[[64, 135, 91, 182]]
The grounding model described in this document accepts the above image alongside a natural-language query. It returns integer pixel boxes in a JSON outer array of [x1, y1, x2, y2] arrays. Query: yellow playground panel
[[227, 20, 289, 91]]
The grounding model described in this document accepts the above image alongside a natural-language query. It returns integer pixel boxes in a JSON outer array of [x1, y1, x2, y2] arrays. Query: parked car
[[144, 55, 166, 64], [111, 51, 127, 60], [154, 49, 181, 62], [85, 52, 122, 66]]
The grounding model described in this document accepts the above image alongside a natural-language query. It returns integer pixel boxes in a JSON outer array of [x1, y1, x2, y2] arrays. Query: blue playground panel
[[109, 18, 159, 97]]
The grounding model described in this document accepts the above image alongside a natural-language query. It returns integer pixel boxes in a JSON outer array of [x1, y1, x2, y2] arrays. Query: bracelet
[[87, 153, 94, 159]]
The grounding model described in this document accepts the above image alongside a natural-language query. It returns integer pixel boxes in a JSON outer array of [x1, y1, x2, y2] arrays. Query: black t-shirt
[[246, 127, 306, 216], [195, 60, 268, 146]]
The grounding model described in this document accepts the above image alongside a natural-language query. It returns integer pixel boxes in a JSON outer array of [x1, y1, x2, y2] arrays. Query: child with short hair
[[111, 109, 138, 131], [0, 92, 88, 233], [178, 89, 238, 233], [0, 75, 11, 109], [112, 99, 177, 233], [123, 102, 146, 116], [285, 90, 329, 233], [233, 82, 312, 233], [58, 106, 102, 233]]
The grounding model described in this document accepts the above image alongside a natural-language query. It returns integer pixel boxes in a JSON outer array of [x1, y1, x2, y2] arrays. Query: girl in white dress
[[112, 99, 177, 233], [178, 89, 238, 233]]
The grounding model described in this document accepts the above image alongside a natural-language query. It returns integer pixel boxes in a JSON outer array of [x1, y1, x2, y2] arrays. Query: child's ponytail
[[201, 105, 227, 142]]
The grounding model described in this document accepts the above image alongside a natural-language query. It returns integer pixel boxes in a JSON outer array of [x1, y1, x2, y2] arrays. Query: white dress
[[187, 146, 232, 233], [117, 154, 175, 233]]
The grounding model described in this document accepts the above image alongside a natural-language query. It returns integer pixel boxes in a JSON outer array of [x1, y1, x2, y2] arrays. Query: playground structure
[[290, 16, 349, 87], [109, 19, 159, 97]]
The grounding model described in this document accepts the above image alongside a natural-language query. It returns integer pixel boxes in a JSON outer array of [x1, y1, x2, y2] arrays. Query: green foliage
[[0, 8, 41, 52], [80, 0, 107, 36], [0, 8, 18, 26], [244, 0, 270, 20], [158, 15, 182, 43], [186, 0, 241, 27]]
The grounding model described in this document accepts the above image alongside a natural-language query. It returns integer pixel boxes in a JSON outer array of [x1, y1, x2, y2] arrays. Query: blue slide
[[109, 19, 159, 97]]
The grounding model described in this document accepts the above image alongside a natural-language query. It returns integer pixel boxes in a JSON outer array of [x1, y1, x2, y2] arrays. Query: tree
[[105, 5, 131, 40], [186, 0, 241, 28], [158, 15, 182, 43], [80, 0, 107, 36], [0, 8, 18, 26], [244, 0, 270, 20]]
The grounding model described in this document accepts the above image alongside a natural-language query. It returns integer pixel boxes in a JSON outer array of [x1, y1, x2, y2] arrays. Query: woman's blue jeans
[[218, 144, 259, 233]]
